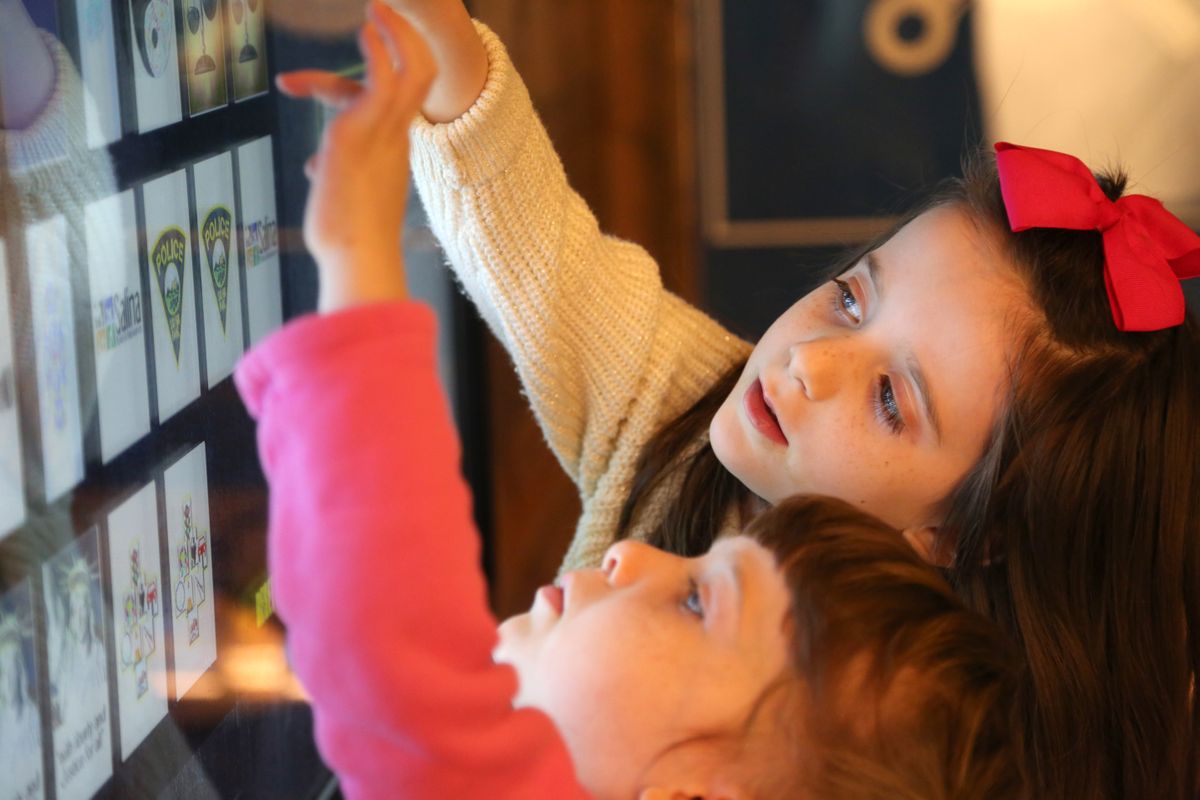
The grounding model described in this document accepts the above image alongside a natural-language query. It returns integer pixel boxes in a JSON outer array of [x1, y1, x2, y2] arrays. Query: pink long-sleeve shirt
[[235, 301, 590, 799]]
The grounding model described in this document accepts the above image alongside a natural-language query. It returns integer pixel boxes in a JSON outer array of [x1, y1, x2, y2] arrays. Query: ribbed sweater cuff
[[2, 31, 72, 171], [409, 21, 537, 189]]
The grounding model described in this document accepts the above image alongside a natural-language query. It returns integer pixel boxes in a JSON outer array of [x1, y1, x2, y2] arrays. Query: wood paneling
[[468, 0, 700, 617]]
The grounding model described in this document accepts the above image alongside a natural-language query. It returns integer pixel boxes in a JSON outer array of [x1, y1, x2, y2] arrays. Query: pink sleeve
[[234, 302, 589, 800]]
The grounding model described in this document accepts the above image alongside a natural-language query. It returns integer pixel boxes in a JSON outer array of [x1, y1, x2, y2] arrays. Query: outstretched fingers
[[275, 70, 364, 109]]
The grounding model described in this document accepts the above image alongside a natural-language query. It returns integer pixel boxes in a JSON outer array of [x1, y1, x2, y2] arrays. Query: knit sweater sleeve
[[234, 302, 590, 800], [409, 24, 750, 501]]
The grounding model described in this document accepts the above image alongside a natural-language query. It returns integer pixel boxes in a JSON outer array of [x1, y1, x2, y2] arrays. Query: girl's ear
[[902, 525, 953, 567]]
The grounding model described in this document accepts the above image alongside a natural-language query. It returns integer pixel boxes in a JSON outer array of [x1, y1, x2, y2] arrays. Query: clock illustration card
[[128, 0, 184, 133]]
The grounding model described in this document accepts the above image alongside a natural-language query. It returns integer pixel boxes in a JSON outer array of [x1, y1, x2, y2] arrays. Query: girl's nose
[[788, 339, 848, 400], [601, 540, 672, 587]]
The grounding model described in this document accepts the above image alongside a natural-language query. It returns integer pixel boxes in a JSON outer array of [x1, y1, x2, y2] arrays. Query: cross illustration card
[[128, 0, 184, 133], [164, 442, 216, 699], [193, 151, 244, 386], [0, 240, 27, 539], [0, 579, 45, 800], [27, 215, 85, 503], [237, 136, 282, 346], [227, 0, 268, 101], [76, 0, 123, 147], [108, 482, 168, 760], [86, 191, 151, 464], [142, 170, 201, 423], [43, 527, 113, 800], [182, 0, 229, 116]]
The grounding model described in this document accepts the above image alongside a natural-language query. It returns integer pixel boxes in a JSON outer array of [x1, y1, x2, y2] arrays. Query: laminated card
[[86, 191, 151, 463], [228, 0, 269, 101], [76, 0, 123, 147], [183, 0, 229, 115], [164, 443, 216, 698], [0, 239, 27, 538], [108, 482, 169, 760], [27, 216, 85, 502], [43, 527, 113, 800], [0, 579, 45, 800], [193, 151, 245, 385], [237, 136, 282, 346], [142, 170, 201, 422], [128, 0, 184, 133]]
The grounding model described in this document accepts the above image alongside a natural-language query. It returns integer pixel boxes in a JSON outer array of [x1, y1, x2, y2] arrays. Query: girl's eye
[[832, 278, 862, 324], [683, 580, 705, 619], [874, 376, 905, 434]]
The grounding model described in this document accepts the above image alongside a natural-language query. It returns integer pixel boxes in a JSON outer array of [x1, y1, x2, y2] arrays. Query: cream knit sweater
[[409, 24, 752, 572]]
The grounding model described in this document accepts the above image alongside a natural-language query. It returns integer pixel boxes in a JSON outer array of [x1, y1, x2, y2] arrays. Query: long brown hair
[[617, 150, 1200, 799], [743, 496, 1023, 800]]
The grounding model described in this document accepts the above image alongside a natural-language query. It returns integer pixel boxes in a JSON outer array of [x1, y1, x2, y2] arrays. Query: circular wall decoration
[[137, 0, 174, 78], [863, 0, 964, 78]]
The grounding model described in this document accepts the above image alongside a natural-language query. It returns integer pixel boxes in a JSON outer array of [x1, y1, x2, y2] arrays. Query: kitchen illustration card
[[108, 482, 168, 760], [237, 137, 282, 345], [0, 241, 27, 539], [164, 443, 215, 699], [227, 0, 268, 101], [182, 0, 228, 115], [142, 170, 201, 423], [27, 216, 85, 503], [0, 580, 45, 800], [76, 0, 123, 147], [43, 527, 113, 800], [193, 152, 244, 385], [128, 0, 184, 133], [86, 191, 151, 464]]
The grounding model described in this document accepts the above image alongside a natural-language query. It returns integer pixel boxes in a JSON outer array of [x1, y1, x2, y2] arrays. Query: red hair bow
[[994, 142, 1200, 332]]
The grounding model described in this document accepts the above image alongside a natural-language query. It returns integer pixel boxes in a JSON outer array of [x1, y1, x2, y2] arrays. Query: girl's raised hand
[[293, 1, 436, 313], [278, 0, 485, 124]]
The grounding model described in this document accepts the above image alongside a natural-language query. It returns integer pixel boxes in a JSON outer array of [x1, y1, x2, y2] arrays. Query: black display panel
[[0, 2, 395, 797]]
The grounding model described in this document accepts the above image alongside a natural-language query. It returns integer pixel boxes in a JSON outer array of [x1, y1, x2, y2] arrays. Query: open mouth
[[743, 378, 788, 445]]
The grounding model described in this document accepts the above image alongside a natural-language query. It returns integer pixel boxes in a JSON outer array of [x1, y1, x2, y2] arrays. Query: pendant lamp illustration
[[187, 0, 220, 75], [135, 0, 174, 77], [231, 0, 259, 64]]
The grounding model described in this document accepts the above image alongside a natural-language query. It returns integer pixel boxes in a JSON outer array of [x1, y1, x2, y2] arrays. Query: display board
[[0, 1, 339, 798]]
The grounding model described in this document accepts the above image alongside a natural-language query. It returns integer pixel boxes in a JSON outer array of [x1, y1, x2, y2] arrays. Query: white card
[[182, 0, 229, 115], [0, 240, 27, 539], [0, 579, 46, 800], [193, 152, 245, 386], [164, 443, 216, 699], [86, 191, 151, 464], [228, 0, 269, 101], [43, 527, 113, 800], [142, 170, 201, 423], [128, 0, 184, 133], [27, 216, 85, 503], [237, 136, 282, 346], [108, 482, 168, 760], [77, 0, 123, 147]]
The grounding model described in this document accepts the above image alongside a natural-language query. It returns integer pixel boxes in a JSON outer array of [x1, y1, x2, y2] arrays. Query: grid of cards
[[0, 135, 281, 541], [74, 0, 271, 145], [0, 442, 217, 800]]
